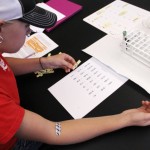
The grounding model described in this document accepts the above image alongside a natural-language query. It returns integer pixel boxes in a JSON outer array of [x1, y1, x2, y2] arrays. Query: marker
[[123, 31, 129, 50], [123, 31, 127, 41]]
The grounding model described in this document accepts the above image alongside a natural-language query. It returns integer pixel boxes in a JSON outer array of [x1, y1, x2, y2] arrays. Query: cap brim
[[20, 6, 57, 28]]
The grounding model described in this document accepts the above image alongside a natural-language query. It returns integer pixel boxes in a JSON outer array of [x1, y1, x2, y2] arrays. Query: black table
[[16, 0, 150, 149]]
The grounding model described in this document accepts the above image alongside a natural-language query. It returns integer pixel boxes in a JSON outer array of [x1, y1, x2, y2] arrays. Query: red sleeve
[[0, 92, 25, 144]]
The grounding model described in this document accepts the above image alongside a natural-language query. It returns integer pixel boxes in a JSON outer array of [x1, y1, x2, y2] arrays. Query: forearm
[[53, 115, 129, 145], [5, 57, 42, 75], [5, 53, 75, 75], [16, 110, 130, 145]]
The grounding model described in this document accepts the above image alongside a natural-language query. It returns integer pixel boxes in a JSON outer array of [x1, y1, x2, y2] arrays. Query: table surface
[[16, 0, 150, 149]]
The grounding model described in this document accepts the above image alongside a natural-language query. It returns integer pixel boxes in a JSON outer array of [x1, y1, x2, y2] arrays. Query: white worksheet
[[3, 33, 58, 58], [48, 57, 127, 119], [83, 0, 150, 39]]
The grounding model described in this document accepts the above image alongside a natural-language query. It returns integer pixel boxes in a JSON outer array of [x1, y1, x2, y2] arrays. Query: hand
[[141, 100, 150, 112], [122, 100, 150, 127], [42, 53, 76, 73]]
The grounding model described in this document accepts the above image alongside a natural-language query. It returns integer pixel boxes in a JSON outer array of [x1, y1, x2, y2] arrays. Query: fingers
[[61, 53, 76, 71], [46, 53, 76, 71], [142, 100, 150, 112], [64, 67, 71, 73], [142, 100, 150, 106], [64, 53, 76, 66]]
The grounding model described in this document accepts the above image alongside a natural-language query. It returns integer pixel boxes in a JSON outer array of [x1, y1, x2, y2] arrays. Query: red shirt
[[0, 54, 25, 150]]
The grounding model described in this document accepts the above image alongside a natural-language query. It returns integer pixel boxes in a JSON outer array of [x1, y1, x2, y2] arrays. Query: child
[[1, 0, 150, 149]]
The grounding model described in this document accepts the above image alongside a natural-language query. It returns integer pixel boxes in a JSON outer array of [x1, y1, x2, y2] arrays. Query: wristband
[[39, 57, 45, 70]]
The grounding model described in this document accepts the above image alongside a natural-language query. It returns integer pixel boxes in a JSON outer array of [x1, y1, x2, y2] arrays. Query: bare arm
[[16, 102, 150, 145], [5, 53, 76, 75], [5, 57, 41, 75]]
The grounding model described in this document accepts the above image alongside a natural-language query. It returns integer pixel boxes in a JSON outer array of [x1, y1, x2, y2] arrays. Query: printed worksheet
[[48, 57, 128, 119], [83, 0, 150, 39], [3, 33, 58, 58]]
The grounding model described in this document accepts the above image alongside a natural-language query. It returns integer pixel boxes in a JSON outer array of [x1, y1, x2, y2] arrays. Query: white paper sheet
[[48, 57, 127, 119], [83, 35, 150, 93], [3, 33, 58, 58], [83, 0, 150, 39]]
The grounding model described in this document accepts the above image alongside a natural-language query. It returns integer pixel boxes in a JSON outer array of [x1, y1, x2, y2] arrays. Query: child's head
[[0, 0, 57, 53]]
